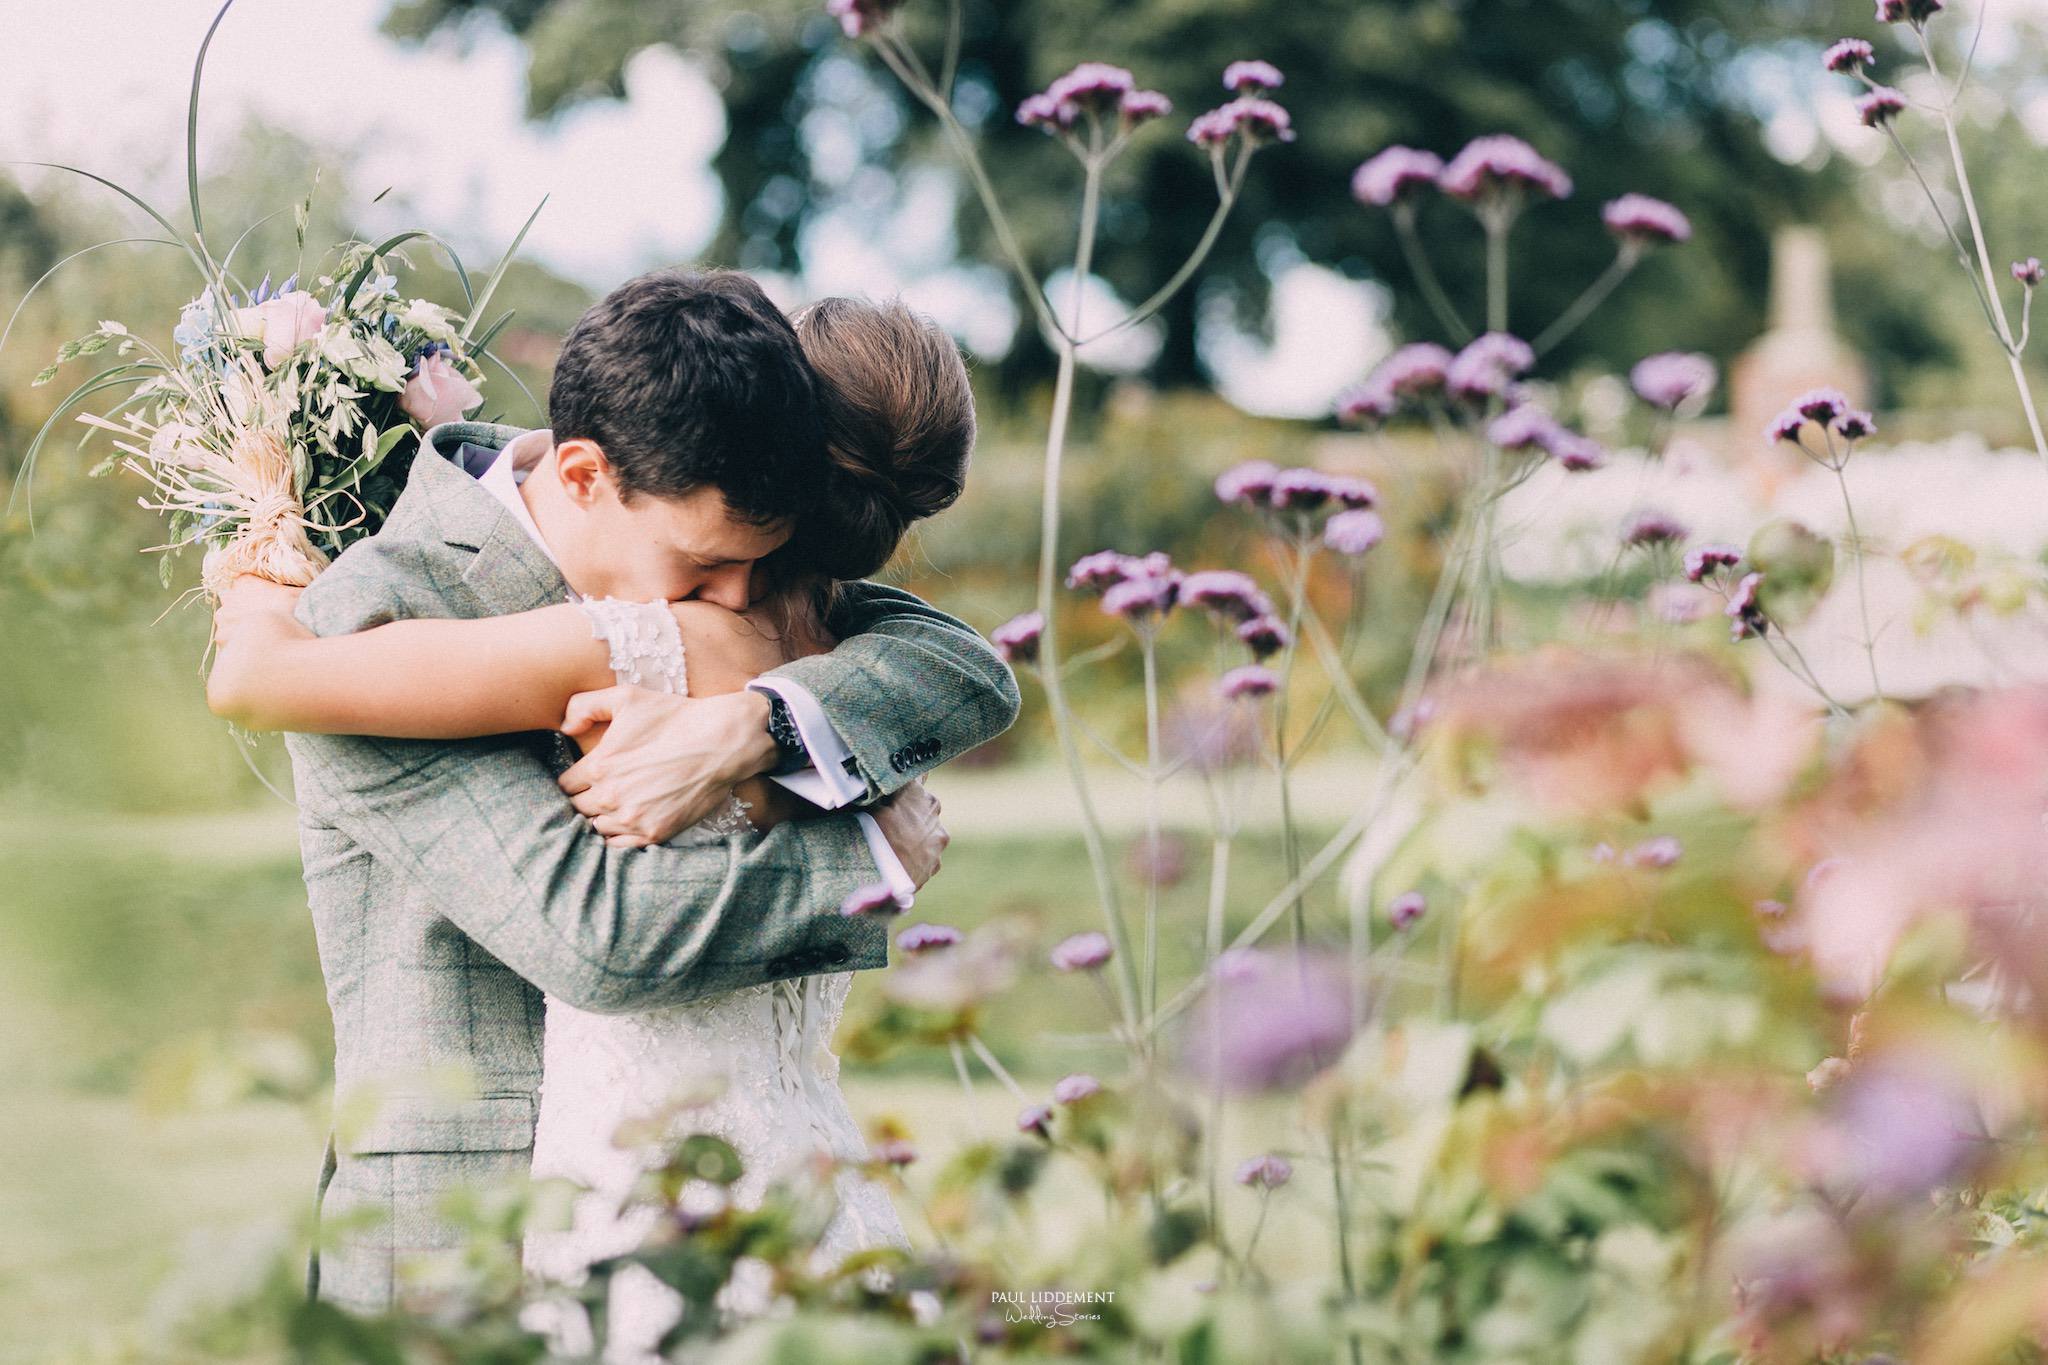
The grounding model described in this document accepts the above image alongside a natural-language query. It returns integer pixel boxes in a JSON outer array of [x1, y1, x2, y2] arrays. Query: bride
[[207, 296, 976, 1358]]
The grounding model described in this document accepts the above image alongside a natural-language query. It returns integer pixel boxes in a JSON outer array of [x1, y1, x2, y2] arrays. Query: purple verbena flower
[[1269, 467, 1333, 511], [897, 922, 963, 954], [1237, 614, 1292, 659], [1624, 510, 1688, 547], [2015, 258, 2045, 288], [1222, 59, 1284, 93], [1235, 1154, 1294, 1188], [1372, 341, 1456, 398], [1215, 459, 1281, 506], [1328, 474, 1379, 509], [1727, 571, 1769, 641], [1067, 549, 1170, 593], [1834, 409, 1877, 440], [1438, 134, 1573, 202], [992, 611, 1044, 665], [1219, 664, 1281, 700], [1052, 1073, 1102, 1104], [1051, 931, 1114, 972], [1102, 571, 1181, 622], [1017, 92, 1079, 132], [1187, 106, 1239, 148], [840, 882, 906, 917], [1188, 97, 1296, 148], [1488, 402, 1567, 454], [872, 1138, 918, 1166], [1388, 890, 1427, 930], [1857, 86, 1908, 127], [1180, 569, 1274, 622], [1630, 352, 1717, 411], [1045, 62, 1137, 112], [1180, 951, 1355, 1093], [1017, 1104, 1055, 1138], [1120, 89, 1173, 123], [1324, 508, 1385, 556], [1353, 147, 1445, 207], [1824, 38, 1876, 73], [1446, 333, 1536, 406], [1335, 381, 1397, 427], [1552, 433, 1608, 471], [1603, 194, 1692, 247], [1625, 834, 1683, 869], [1876, 0, 1943, 23], [825, 0, 902, 37], [1684, 543, 1743, 582], [1797, 388, 1850, 424]]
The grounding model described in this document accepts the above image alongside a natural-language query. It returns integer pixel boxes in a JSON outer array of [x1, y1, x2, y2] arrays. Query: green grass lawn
[[1, 804, 1346, 1361]]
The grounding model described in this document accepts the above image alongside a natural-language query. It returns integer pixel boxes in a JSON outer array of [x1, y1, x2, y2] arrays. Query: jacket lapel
[[404, 423, 573, 617]]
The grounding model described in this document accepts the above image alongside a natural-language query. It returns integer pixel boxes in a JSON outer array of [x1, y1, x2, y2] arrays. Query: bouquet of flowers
[[15, 1, 528, 600]]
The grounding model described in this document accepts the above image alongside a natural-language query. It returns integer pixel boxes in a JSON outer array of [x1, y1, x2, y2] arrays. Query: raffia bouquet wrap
[[36, 241, 489, 602]]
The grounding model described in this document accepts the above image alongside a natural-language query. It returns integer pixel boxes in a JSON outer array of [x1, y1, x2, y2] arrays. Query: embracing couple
[[206, 268, 1020, 1352]]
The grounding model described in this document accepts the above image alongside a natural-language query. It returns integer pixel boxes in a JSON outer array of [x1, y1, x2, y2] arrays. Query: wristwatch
[[764, 693, 811, 775]]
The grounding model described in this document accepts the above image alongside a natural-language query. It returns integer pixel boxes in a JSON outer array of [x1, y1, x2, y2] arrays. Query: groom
[[284, 268, 1018, 1312]]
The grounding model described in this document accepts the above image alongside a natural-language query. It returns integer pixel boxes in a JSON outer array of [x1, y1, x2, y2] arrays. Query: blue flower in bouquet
[[173, 295, 219, 366]]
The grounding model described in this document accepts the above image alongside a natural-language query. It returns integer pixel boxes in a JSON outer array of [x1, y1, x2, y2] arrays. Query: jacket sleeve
[[287, 728, 886, 1014], [762, 581, 1022, 802], [283, 553, 885, 1014]]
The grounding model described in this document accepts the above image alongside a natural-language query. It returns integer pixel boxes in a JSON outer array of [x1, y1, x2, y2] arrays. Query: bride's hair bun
[[786, 297, 975, 582]]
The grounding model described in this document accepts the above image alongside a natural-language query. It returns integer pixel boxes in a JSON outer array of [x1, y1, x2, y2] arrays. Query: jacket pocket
[[343, 1092, 535, 1155]]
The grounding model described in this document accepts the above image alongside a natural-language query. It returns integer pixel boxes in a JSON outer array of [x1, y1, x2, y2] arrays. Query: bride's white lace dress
[[522, 597, 907, 1362]]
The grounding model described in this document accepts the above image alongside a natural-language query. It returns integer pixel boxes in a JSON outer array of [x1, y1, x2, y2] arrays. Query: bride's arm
[[207, 577, 616, 737]]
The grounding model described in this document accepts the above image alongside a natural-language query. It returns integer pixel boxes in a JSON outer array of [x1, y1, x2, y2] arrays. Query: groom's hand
[[559, 686, 778, 847], [870, 780, 948, 889]]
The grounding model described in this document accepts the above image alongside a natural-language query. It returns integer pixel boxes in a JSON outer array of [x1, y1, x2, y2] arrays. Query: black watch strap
[[765, 693, 810, 775]]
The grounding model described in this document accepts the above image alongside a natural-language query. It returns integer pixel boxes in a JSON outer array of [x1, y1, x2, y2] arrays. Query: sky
[[0, 0, 1384, 417]]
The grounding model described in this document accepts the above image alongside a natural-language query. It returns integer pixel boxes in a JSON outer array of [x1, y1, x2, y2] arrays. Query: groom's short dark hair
[[547, 268, 823, 524]]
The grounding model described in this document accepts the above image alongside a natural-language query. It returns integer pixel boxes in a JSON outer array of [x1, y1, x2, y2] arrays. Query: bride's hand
[[212, 574, 309, 648], [558, 687, 780, 848], [207, 574, 312, 723]]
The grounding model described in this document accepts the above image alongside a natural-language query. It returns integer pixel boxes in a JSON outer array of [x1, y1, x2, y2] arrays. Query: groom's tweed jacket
[[286, 422, 1018, 1313]]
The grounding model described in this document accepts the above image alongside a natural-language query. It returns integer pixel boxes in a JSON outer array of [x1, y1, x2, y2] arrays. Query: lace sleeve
[[575, 596, 758, 839], [578, 597, 687, 694]]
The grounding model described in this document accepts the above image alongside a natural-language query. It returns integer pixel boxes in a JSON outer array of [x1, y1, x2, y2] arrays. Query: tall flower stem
[[1485, 219, 1510, 334], [1140, 632, 1164, 1021], [1393, 206, 1473, 344], [1533, 251, 1635, 357], [1269, 533, 1315, 949], [1914, 25, 2048, 465], [1830, 458, 1884, 702]]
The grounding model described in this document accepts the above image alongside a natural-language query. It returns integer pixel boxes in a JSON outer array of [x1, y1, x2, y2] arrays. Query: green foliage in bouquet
[[5, 0, 536, 599]]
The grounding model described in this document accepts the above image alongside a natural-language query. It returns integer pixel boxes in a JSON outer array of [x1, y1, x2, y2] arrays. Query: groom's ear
[[555, 438, 617, 506]]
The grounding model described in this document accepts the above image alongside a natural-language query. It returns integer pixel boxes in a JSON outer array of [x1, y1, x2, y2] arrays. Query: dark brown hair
[[782, 297, 975, 583], [547, 268, 824, 523]]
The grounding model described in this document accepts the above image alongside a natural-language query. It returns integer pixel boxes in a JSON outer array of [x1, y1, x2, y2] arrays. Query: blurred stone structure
[[1729, 227, 1868, 475]]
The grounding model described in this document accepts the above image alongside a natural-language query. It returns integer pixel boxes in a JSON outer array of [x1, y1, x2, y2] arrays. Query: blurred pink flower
[[1623, 510, 1688, 547], [1388, 890, 1427, 930], [1181, 951, 1355, 1093], [1214, 459, 1281, 506], [1180, 569, 1273, 622], [1119, 89, 1173, 124], [1051, 931, 1114, 972], [1236, 614, 1292, 659], [1602, 194, 1692, 247], [1438, 134, 1572, 201], [991, 611, 1044, 665], [1017, 1104, 1055, 1137], [1876, 0, 1943, 24], [1219, 664, 1280, 700], [236, 289, 327, 370], [1222, 59, 1284, 93], [1856, 86, 1907, 127], [840, 882, 905, 917], [1823, 38, 1876, 73], [1353, 147, 1445, 207], [1324, 508, 1385, 556], [1045, 62, 1136, 111], [1053, 1073, 1102, 1104], [1630, 352, 1717, 411], [1235, 1153, 1293, 1187], [896, 922, 962, 955], [2015, 257, 2045, 287], [826, 0, 903, 37], [1126, 831, 1189, 888]]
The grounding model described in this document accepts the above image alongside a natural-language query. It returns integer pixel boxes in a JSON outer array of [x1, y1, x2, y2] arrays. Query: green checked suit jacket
[[285, 422, 1019, 1313]]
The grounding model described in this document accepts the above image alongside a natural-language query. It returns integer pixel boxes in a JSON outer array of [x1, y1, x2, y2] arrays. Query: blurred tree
[[383, 0, 1868, 397]]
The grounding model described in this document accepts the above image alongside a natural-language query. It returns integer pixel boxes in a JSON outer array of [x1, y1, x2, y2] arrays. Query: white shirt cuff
[[748, 677, 869, 810], [854, 811, 916, 910]]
